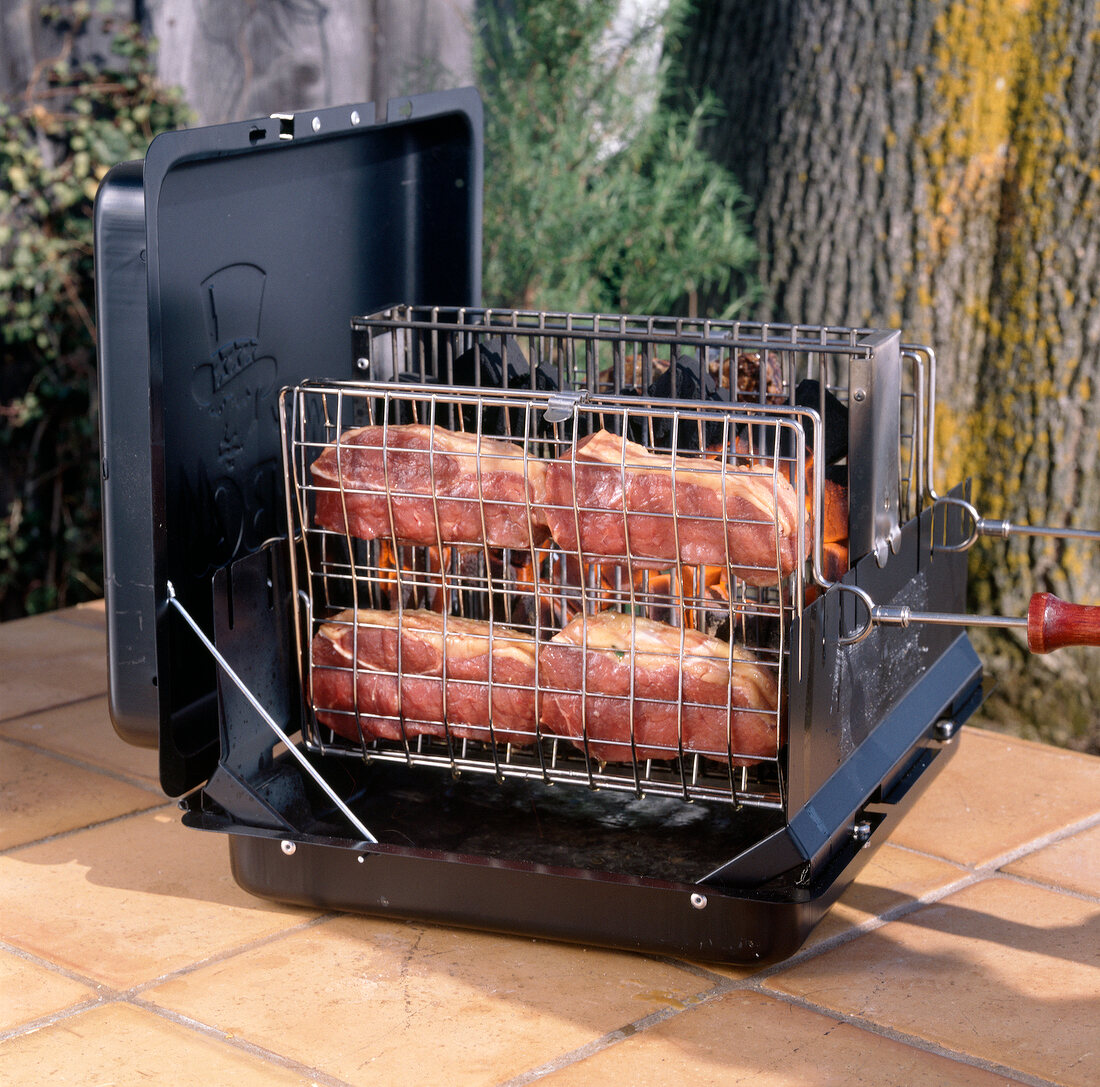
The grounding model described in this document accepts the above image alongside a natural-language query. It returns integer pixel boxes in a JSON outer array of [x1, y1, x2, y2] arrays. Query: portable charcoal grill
[[94, 89, 1099, 964]]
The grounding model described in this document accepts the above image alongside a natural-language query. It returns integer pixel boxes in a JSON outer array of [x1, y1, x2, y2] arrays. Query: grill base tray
[[179, 493, 982, 963], [183, 722, 963, 965]]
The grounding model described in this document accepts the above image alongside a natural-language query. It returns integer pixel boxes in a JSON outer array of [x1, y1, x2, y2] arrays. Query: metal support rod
[[871, 604, 1028, 632], [165, 581, 377, 843], [934, 496, 1100, 552], [835, 583, 1029, 646], [981, 520, 1100, 543]]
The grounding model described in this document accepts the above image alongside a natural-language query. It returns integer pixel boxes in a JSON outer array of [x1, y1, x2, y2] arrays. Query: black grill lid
[[94, 89, 483, 795]]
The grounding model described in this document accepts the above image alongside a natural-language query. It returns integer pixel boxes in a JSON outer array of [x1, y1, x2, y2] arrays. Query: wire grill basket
[[280, 307, 929, 810]]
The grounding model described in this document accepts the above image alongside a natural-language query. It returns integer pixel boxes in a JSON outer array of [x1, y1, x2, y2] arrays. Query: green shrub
[[0, 3, 191, 618], [476, 0, 758, 316]]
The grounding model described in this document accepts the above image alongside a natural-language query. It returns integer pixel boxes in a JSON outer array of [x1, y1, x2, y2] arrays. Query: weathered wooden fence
[[1, 0, 475, 123]]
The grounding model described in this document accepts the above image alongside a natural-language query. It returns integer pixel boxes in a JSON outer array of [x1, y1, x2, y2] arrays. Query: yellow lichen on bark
[[920, 0, 1028, 489], [972, 0, 1072, 515], [967, 0, 1087, 614]]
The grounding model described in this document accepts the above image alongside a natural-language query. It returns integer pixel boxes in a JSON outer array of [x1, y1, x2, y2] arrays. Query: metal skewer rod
[[973, 519, 1100, 542], [870, 605, 1028, 631], [934, 496, 1100, 552], [838, 585, 1100, 653]]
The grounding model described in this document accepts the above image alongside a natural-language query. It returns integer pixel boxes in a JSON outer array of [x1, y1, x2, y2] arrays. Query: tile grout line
[[0, 799, 176, 858], [0, 939, 115, 997], [0, 690, 110, 717], [0, 985, 352, 1087], [0, 997, 111, 1045], [745, 824, 1100, 980], [985, 810, 1100, 869], [492, 978, 740, 1087], [126, 998, 359, 1087], [964, 725, 1100, 763], [993, 868, 1100, 906], [2, 909, 336, 1014], [868, 808, 1100, 889], [0, 689, 111, 722], [0, 914, 337, 1045], [123, 911, 339, 997], [0, 688, 111, 726], [0, 732, 164, 797], [43, 609, 106, 630], [500, 952, 1063, 1087], [742, 984, 1066, 1087], [496, 806, 1100, 1087]]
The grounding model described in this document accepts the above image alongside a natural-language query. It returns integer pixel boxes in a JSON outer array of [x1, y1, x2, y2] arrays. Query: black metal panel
[[187, 719, 960, 966], [786, 483, 975, 815], [223, 830, 817, 965], [848, 329, 902, 565], [94, 90, 483, 794], [94, 160, 159, 748]]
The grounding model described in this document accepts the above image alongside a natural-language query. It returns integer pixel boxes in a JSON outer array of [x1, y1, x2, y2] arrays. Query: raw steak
[[311, 608, 538, 747], [539, 611, 780, 765], [541, 429, 805, 585], [311, 424, 548, 551]]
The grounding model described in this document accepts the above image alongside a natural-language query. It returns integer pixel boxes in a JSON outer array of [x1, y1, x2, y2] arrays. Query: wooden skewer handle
[[1027, 593, 1100, 653]]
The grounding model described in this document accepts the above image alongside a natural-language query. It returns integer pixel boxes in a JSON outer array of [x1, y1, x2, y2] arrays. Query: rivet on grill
[[311, 116, 322, 133], [281, 840, 297, 855], [852, 821, 872, 845], [350, 110, 361, 125], [690, 892, 708, 910], [356, 356, 370, 372], [853, 388, 867, 402], [933, 718, 959, 743]]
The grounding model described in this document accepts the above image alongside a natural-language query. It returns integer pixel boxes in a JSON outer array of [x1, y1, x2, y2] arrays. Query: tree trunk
[[970, 0, 1100, 745], [669, 0, 1100, 750]]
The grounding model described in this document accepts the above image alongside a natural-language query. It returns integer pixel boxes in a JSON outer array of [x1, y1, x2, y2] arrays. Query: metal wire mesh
[[279, 307, 928, 809]]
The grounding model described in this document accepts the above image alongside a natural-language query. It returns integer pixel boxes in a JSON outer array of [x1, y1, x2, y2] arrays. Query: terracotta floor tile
[[0, 610, 108, 721], [1001, 821, 1100, 898], [764, 877, 1100, 1086], [803, 843, 969, 952], [538, 989, 1014, 1086], [53, 599, 106, 625], [0, 950, 97, 1032], [699, 845, 971, 981], [0, 740, 161, 850], [0, 809, 316, 988], [888, 727, 1100, 867], [0, 1003, 314, 1085], [146, 913, 713, 1087], [0, 696, 159, 787]]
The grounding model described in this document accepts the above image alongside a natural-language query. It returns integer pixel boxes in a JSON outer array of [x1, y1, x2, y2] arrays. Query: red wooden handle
[[1027, 593, 1100, 653]]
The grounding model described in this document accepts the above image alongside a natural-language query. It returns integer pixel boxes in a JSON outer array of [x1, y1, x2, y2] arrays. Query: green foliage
[[0, 3, 191, 618], [476, 0, 758, 316]]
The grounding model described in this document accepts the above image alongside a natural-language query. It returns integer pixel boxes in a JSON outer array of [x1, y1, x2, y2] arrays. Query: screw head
[[690, 892, 708, 910], [933, 718, 959, 743], [280, 839, 297, 856]]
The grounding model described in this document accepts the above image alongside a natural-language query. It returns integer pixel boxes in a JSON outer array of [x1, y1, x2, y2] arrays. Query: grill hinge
[[848, 329, 903, 567], [544, 389, 590, 423]]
